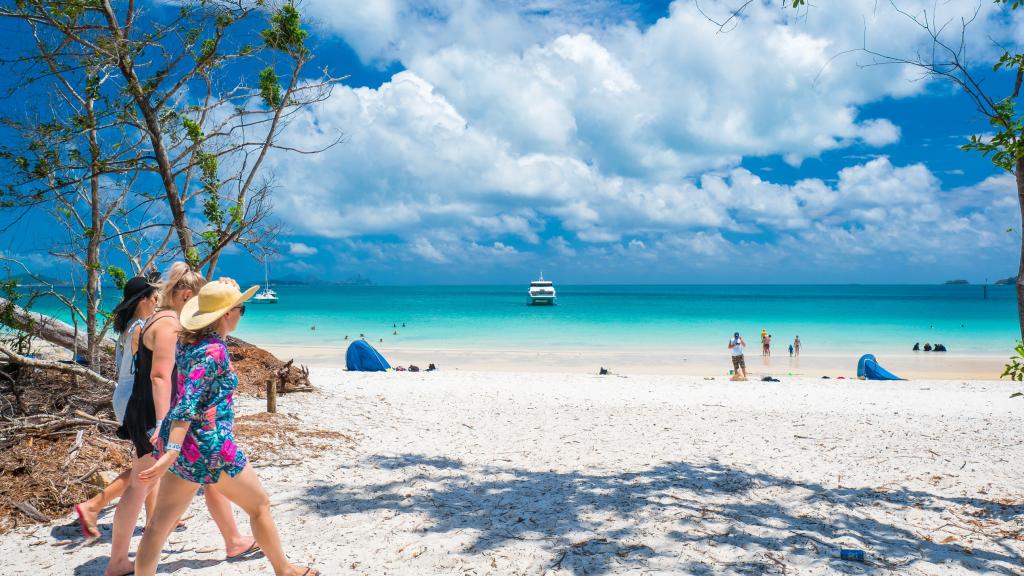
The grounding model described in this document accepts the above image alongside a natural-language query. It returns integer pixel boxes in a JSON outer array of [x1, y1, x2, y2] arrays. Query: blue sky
[[2, 0, 1022, 285]]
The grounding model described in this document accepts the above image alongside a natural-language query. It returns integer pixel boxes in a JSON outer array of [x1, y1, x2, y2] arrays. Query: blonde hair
[[158, 262, 208, 308]]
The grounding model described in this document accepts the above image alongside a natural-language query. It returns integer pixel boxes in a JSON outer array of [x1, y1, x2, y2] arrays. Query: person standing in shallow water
[[134, 280, 318, 576], [794, 336, 801, 357], [728, 332, 747, 381]]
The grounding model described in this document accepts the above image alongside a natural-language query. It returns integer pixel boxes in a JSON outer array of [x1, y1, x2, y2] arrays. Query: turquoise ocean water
[[226, 284, 1014, 356], [30, 284, 1016, 355]]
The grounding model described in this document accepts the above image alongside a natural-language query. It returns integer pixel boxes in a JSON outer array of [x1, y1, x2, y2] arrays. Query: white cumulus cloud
[[287, 242, 319, 256], [259, 0, 1018, 280]]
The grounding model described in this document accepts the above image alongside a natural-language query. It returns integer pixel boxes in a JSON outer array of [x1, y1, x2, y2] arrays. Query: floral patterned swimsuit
[[154, 335, 247, 484]]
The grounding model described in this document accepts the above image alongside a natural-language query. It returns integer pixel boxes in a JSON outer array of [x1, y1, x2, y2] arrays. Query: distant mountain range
[[942, 277, 1021, 285], [249, 273, 374, 287], [7, 274, 72, 287], [8, 273, 374, 288]]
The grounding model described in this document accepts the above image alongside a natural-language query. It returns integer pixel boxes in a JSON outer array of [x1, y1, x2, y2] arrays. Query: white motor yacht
[[528, 274, 556, 305]]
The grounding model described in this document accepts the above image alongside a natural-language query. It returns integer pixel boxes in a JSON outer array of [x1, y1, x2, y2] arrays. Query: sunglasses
[[232, 305, 246, 317]]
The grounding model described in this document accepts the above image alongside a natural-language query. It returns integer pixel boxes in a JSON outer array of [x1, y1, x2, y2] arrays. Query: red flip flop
[[73, 505, 100, 539]]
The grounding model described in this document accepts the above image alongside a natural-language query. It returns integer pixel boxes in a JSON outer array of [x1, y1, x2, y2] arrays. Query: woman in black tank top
[[118, 313, 175, 458]]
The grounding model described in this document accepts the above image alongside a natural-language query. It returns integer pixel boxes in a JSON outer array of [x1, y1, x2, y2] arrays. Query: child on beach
[[133, 280, 318, 576], [729, 332, 747, 381]]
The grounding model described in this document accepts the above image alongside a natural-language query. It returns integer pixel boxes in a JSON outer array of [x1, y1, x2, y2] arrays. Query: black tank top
[[117, 312, 177, 457]]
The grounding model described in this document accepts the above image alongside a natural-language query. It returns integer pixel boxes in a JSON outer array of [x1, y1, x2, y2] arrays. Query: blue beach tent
[[857, 354, 904, 380], [345, 340, 391, 372]]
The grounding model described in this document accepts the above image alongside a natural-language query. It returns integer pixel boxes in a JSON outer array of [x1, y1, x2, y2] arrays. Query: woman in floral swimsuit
[[159, 335, 247, 483], [133, 281, 318, 576]]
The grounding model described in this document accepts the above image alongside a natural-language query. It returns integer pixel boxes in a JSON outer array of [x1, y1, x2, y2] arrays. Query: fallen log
[[0, 297, 114, 354], [13, 501, 49, 523], [0, 344, 114, 389]]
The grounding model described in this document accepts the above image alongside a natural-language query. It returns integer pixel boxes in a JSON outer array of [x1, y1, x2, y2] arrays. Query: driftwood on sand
[[0, 309, 312, 532], [225, 336, 313, 397]]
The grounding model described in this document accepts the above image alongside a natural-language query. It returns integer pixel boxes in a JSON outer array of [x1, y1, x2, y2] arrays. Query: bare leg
[[103, 455, 156, 576], [213, 465, 316, 576], [76, 468, 130, 537], [203, 484, 256, 556], [133, 473, 199, 576], [144, 484, 157, 525]]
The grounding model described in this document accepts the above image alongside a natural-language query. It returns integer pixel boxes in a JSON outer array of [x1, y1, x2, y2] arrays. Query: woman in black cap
[[73, 276, 159, 539]]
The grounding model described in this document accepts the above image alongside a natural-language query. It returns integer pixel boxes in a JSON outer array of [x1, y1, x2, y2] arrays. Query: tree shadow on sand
[[301, 455, 1023, 574]]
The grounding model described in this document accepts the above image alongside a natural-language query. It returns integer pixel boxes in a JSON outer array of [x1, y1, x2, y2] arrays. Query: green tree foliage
[[1000, 341, 1024, 396], [0, 1, 344, 367]]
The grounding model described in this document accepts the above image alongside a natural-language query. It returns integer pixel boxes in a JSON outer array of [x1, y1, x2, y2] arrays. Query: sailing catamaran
[[251, 261, 278, 304]]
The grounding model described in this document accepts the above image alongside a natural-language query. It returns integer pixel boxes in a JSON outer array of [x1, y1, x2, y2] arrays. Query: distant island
[[253, 273, 374, 287], [994, 276, 1017, 285], [943, 279, 969, 285], [7, 274, 72, 287]]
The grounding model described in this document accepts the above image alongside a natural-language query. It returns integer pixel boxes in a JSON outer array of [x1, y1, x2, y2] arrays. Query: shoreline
[[258, 341, 1007, 380]]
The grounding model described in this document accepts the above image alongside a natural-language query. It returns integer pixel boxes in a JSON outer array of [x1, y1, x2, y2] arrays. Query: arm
[[130, 323, 142, 355], [139, 344, 216, 483], [138, 421, 190, 483], [149, 319, 178, 422]]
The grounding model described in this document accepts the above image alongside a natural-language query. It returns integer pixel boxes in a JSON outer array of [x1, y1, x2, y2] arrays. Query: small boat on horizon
[[528, 274, 556, 305], [251, 261, 278, 304]]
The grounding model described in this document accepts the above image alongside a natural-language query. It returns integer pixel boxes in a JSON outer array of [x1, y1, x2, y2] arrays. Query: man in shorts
[[729, 332, 747, 381]]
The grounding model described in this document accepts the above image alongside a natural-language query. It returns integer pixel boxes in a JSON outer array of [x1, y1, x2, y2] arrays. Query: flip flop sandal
[[300, 569, 319, 576], [226, 542, 262, 561], [73, 505, 100, 539]]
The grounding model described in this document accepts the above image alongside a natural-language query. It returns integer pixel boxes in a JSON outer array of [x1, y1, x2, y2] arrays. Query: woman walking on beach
[[104, 264, 255, 576], [74, 277, 159, 539], [133, 281, 318, 576]]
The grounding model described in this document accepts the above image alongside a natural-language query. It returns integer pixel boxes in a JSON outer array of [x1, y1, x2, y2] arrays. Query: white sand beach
[[2, 369, 1021, 575]]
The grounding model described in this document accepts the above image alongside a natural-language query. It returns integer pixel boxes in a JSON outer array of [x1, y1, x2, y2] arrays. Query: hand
[[138, 456, 172, 484], [216, 277, 239, 289], [149, 431, 160, 447]]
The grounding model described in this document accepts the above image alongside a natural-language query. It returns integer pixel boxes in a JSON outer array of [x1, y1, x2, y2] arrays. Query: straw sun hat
[[180, 281, 259, 331]]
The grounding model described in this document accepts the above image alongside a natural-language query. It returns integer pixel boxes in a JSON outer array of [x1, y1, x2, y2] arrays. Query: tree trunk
[[0, 298, 115, 355], [205, 252, 220, 280], [86, 100, 102, 368], [1017, 157, 1024, 341], [99, 3, 193, 258]]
